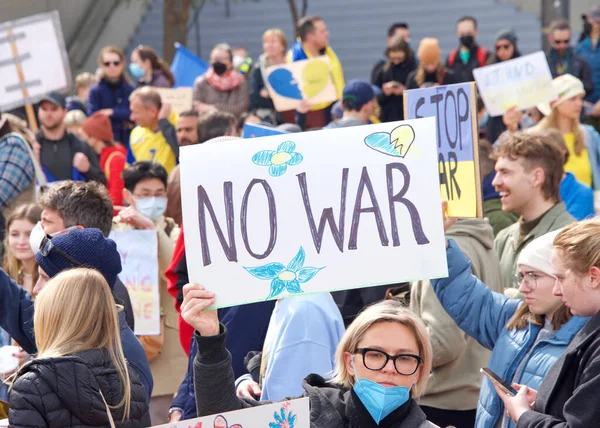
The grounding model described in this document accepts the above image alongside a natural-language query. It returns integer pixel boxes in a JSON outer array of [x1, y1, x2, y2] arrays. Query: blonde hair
[[75, 72, 98, 90], [262, 28, 288, 52], [2, 203, 41, 287], [534, 109, 586, 156], [331, 300, 432, 398], [553, 217, 600, 276], [64, 109, 87, 128], [506, 301, 571, 331], [33, 268, 131, 420]]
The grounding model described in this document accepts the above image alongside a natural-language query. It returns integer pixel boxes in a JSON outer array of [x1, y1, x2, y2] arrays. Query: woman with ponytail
[[130, 45, 176, 88]]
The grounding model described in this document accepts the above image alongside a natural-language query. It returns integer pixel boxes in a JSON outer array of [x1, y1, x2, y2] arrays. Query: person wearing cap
[[406, 38, 457, 90], [81, 112, 127, 209], [36, 91, 106, 184], [576, 6, 600, 117], [431, 224, 588, 428], [532, 74, 600, 210], [0, 228, 153, 401], [324, 80, 377, 129]]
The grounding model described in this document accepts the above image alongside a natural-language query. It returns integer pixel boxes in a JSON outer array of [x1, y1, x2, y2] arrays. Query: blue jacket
[[431, 240, 588, 428], [0, 268, 153, 401], [560, 172, 594, 220], [576, 38, 600, 103], [88, 78, 135, 147], [582, 124, 600, 191]]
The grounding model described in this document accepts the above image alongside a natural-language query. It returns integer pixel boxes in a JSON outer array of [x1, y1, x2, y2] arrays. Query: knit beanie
[[537, 74, 586, 116], [417, 38, 441, 65], [81, 112, 114, 143], [495, 28, 518, 46], [36, 228, 122, 289], [517, 229, 563, 277]]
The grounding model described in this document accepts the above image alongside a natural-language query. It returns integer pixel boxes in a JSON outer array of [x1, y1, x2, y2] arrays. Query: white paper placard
[[473, 51, 556, 117], [180, 118, 448, 308], [110, 230, 160, 335]]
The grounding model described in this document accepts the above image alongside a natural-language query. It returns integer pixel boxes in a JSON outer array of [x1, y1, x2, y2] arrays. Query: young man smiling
[[492, 132, 575, 289]]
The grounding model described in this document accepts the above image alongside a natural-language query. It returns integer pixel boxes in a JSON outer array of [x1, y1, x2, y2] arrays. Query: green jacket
[[483, 198, 519, 237], [494, 202, 574, 289]]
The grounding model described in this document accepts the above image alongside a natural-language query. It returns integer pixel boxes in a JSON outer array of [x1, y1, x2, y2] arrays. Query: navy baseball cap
[[342, 80, 377, 110], [39, 91, 66, 109]]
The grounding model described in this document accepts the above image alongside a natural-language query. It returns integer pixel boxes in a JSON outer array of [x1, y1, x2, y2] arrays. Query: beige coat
[[192, 76, 249, 118]]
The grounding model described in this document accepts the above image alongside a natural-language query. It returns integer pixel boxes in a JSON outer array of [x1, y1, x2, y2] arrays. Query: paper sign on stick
[[180, 118, 448, 309], [152, 397, 309, 428], [265, 56, 338, 112], [404, 82, 482, 218], [110, 230, 160, 335], [0, 11, 72, 111], [473, 51, 556, 117], [154, 87, 194, 115]]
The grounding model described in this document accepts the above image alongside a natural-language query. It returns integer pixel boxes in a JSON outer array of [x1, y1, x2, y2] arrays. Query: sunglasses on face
[[103, 61, 121, 67], [39, 236, 82, 267], [495, 44, 511, 51]]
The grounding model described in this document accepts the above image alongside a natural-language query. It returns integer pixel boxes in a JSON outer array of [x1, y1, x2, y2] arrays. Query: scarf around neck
[[205, 68, 243, 92]]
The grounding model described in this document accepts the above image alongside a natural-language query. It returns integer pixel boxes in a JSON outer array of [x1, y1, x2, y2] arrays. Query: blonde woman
[[182, 286, 437, 428], [8, 268, 150, 426], [406, 38, 457, 89]]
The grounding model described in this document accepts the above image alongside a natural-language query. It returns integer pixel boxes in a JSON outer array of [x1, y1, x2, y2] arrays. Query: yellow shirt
[[129, 128, 176, 175], [564, 132, 592, 187]]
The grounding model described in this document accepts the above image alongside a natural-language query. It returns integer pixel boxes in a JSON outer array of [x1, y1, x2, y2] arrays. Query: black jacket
[[193, 327, 436, 428], [445, 44, 490, 83], [406, 69, 458, 90], [114, 278, 135, 331], [9, 349, 150, 427], [546, 48, 595, 97], [373, 58, 418, 122], [518, 310, 600, 428]]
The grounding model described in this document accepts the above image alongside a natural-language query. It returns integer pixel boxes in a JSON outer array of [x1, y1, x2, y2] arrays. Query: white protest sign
[[152, 398, 309, 428], [473, 51, 556, 117], [154, 87, 194, 115], [0, 11, 72, 111], [109, 230, 160, 335], [180, 118, 448, 309]]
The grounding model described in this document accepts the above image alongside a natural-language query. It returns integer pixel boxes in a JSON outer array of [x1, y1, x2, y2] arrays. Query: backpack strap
[[448, 49, 458, 67], [476, 46, 489, 67]]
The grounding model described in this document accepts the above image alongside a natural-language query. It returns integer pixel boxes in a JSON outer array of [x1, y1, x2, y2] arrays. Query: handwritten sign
[[473, 51, 556, 117], [0, 11, 72, 111], [265, 56, 338, 112], [154, 87, 194, 115], [404, 82, 482, 218], [152, 398, 309, 428], [109, 230, 160, 335], [242, 123, 287, 139], [180, 118, 447, 308]]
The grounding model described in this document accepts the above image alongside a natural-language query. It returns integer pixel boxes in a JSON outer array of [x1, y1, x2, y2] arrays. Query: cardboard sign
[[473, 51, 556, 117], [404, 82, 482, 218], [242, 123, 287, 139], [180, 118, 448, 309], [110, 230, 160, 335], [152, 398, 309, 428], [265, 56, 338, 112], [154, 87, 194, 115], [0, 11, 72, 111]]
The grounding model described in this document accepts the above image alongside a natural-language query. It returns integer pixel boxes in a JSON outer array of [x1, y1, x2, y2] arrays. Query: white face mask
[[135, 196, 168, 222], [29, 221, 46, 254], [232, 55, 246, 69]]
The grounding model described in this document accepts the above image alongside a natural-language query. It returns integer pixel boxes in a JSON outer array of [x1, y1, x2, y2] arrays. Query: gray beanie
[[495, 28, 518, 46]]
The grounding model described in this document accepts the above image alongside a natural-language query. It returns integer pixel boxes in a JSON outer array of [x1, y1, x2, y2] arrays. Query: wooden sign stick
[[7, 29, 38, 132]]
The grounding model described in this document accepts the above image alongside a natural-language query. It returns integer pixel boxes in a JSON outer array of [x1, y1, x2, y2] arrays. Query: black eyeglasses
[[354, 348, 422, 375], [39, 236, 82, 267], [103, 61, 121, 67]]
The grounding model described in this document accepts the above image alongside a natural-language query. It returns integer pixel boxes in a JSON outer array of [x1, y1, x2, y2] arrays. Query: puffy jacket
[[576, 37, 600, 103], [9, 348, 150, 427], [431, 240, 589, 428], [88, 78, 135, 146]]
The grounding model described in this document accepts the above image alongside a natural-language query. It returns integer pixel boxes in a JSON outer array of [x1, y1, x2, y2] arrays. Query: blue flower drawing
[[252, 141, 303, 177], [269, 407, 297, 428], [244, 247, 324, 300]]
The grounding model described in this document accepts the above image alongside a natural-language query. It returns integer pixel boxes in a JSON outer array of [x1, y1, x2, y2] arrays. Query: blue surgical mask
[[129, 63, 145, 79], [351, 356, 412, 424], [478, 113, 489, 128], [135, 196, 167, 222]]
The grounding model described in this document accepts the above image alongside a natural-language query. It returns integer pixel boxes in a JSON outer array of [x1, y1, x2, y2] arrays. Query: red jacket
[[100, 145, 127, 211]]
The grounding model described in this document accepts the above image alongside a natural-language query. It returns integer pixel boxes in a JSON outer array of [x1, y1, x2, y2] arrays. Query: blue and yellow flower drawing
[[244, 247, 324, 300], [252, 141, 303, 177], [269, 406, 297, 428]]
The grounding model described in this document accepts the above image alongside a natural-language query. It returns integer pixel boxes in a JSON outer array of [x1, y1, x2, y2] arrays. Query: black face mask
[[460, 35, 475, 48], [212, 62, 227, 75]]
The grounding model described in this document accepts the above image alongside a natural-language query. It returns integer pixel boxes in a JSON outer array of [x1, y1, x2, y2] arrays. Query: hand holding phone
[[480, 367, 517, 396]]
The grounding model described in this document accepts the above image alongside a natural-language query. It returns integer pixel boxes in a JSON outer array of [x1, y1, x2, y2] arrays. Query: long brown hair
[[98, 46, 130, 83], [134, 45, 176, 87], [383, 36, 411, 73], [506, 302, 572, 330]]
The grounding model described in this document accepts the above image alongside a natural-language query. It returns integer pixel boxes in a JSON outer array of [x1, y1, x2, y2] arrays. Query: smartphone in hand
[[480, 367, 517, 396]]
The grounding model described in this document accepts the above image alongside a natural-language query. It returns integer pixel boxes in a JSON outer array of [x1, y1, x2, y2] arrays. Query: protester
[[373, 36, 417, 122], [493, 132, 574, 289], [183, 291, 437, 427], [67, 72, 98, 114], [446, 16, 490, 83], [409, 218, 502, 428], [496, 218, 600, 427], [88, 46, 135, 147], [36, 91, 106, 184], [232, 46, 253, 76], [193, 43, 249, 119], [81, 112, 128, 209], [115, 161, 186, 425], [249, 29, 288, 124], [129, 87, 179, 173], [287, 16, 345, 128], [371, 22, 413, 83], [432, 215, 588, 428], [235, 293, 345, 402], [487, 28, 521, 65], [35, 181, 135, 330], [576, 6, 600, 132], [130, 45, 176, 88], [63, 109, 87, 140], [324, 80, 377, 128], [9, 268, 151, 426], [546, 20, 594, 96], [406, 38, 457, 89]]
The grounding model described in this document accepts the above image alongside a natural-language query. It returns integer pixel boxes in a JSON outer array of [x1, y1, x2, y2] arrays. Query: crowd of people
[[2, 6, 600, 428]]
